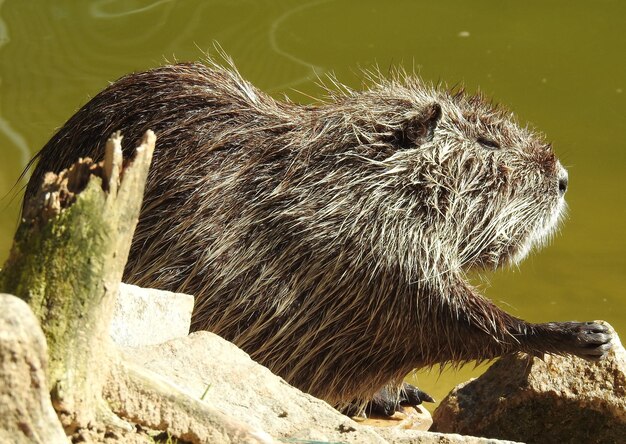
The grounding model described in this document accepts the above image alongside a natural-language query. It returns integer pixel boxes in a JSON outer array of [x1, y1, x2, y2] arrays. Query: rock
[[0, 293, 67, 444], [124, 331, 385, 443], [373, 428, 520, 444], [105, 357, 276, 444], [432, 322, 626, 444], [355, 405, 433, 431], [110, 283, 194, 348], [123, 331, 517, 444]]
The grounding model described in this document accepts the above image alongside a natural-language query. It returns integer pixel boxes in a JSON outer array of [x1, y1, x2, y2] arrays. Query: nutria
[[23, 59, 612, 415]]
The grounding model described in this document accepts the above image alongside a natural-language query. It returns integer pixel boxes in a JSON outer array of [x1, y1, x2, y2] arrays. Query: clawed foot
[[553, 321, 613, 360], [367, 382, 434, 417]]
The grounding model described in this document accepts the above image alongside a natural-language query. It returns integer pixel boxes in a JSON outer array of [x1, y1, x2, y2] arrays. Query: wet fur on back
[[26, 59, 572, 409]]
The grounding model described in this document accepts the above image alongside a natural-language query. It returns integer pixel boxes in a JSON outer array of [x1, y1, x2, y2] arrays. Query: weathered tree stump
[[0, 131, 155, 433], [0, 131, 272, 443]]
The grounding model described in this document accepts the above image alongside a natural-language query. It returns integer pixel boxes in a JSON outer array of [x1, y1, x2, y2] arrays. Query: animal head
[[303, 74, 567, 277]]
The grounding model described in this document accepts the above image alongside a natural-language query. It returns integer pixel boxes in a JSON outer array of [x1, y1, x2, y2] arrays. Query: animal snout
[[557, 166, 568, 196]]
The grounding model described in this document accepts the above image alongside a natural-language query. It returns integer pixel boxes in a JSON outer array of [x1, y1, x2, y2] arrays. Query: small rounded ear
[[395, 102, 442, 149]]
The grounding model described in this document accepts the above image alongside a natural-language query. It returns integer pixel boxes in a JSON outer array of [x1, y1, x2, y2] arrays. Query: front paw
[[557, 321, 613, 360]]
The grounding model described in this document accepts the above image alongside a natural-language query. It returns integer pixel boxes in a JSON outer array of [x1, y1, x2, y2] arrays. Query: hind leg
[[369, 382, 434, 417], [344, 382, 434, 417]]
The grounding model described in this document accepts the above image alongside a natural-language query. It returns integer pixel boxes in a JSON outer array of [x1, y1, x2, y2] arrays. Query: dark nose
[[558, 171, 568, 195]]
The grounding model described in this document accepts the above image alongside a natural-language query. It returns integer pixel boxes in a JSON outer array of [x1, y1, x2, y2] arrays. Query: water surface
[[0, 0, 624, 406]]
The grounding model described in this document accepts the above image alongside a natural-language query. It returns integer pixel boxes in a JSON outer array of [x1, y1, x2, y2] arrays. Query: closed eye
[[477, 136, 500, 149]]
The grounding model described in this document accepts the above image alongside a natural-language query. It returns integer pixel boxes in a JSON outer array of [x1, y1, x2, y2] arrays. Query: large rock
[[104, 359, 276, 444], [0, 293, 67, 444], [432, 322, 626, 443], [356, 405, 433, 431], [110, 283, 194, 348], [375, 428, 519, 444], [124, 331, 385, 443], [123, 331, 517, 444]]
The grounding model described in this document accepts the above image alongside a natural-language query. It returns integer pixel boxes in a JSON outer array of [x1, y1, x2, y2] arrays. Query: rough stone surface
[[125, 331, 385, 443], [0, 293, 67, 444], [105, 358, 276, 444], [110, 283, 194, 348], [356, 405, 433, 431], [125, 331, 516, 444], [432, 322, 626, 444], [373, 428, 520, 444]]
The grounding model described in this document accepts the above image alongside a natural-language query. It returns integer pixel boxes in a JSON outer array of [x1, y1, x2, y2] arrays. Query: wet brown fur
[[25, 59, 608, 411]]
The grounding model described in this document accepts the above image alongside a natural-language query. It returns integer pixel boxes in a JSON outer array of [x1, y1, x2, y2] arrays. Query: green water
[[0, 0, 624, 407]]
